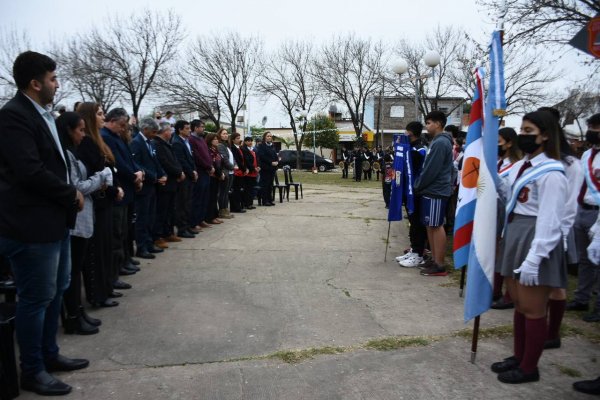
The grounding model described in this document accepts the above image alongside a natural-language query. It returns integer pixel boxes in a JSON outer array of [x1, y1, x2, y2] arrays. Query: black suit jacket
[[0, 91, 77, 242], [153, 136, 182, 192], [130, 133, 165, 196], [171, 134, 196, 181], [256, 143, 278, 172]]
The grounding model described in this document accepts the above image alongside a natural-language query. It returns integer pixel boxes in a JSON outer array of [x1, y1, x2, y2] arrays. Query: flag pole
[[459, 265, 466, 297], [469, 0, 508, 365], [470, 315, 480, 363], [384, 221, 391, 261]]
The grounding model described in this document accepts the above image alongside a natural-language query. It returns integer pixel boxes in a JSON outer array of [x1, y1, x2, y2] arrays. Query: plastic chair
[[272, 171, 287, 203], [283, 166, 303, 200]]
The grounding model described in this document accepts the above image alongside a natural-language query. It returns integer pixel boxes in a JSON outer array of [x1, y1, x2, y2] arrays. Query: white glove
[[513, 259, 539, 286], [101, 167, 113, 186], [587, 237, 600, 265]]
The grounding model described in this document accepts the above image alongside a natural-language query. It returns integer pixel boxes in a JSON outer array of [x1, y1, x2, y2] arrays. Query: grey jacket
[[414, 132, 453, 199], [67, 150, 110, 238], [217, 142, 234, 172]]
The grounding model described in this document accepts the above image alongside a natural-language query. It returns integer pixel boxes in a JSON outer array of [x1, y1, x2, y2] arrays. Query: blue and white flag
[[464, 31, 504, 322], [388, 134, 414, 221]]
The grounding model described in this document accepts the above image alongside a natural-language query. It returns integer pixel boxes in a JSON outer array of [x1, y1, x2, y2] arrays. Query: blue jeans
[[0, 232, 71, 376]]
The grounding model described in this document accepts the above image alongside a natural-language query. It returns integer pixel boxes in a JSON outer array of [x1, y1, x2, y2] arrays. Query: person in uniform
[[492, 110, 568, 384]]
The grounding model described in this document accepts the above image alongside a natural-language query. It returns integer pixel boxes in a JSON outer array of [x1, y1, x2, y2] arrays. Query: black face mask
[[498, 145, 506, 157], [517, 135, 541, 154], [586, 130, 600, 145]]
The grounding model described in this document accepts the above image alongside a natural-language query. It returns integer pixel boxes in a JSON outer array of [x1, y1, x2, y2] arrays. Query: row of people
[[0, 51, 285, 396], [391, 109, 600, 392]]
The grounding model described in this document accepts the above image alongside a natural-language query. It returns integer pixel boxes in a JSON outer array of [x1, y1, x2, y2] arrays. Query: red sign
[[589, 16, 600, 58]]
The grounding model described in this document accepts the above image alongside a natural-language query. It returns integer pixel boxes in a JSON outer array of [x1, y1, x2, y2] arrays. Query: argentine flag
[[464, 31, 505, 322]]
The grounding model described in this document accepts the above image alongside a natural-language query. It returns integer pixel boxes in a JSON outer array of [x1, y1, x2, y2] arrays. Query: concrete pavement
[[19, 184, 600, 399]]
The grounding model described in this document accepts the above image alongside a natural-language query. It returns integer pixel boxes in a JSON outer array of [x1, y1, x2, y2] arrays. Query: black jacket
[[171, 134, 196, 181], [0, 91, 77, 242], [256, 142, 278, 171], [130, 133, 165, 196], [153, 136, 182, 192]]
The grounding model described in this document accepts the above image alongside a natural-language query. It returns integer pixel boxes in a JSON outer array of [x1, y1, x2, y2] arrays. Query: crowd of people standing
[[0, 51, 284, 396], [387, 109, 600, 393]]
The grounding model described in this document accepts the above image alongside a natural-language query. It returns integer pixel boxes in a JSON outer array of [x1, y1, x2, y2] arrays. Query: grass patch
[[342, 289, 351, 297], [364, 336, 429, 351], [270, 346, 346, 364], [292, 170, 381, 188], [454, 324, 513, 340], [553, 364, 582, 378]]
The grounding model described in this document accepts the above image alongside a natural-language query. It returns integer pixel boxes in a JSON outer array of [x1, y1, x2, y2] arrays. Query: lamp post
[[392, 50, 440, 123]]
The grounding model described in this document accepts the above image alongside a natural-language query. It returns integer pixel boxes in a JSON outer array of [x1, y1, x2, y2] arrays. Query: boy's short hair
[[425, 111, 447, 127], [587, 113, 600, 127], [405, 121, 423, 136], [13, 51, 56, 90]]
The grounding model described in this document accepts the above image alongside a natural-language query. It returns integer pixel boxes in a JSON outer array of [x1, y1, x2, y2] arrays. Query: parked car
[[278, 150, 335, 172]]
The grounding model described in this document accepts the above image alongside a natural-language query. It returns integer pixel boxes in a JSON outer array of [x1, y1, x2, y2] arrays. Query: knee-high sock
[[493, 273, 504, 299], [520, 316, 547, 374], [547, 299, 566, 340], [514, 310, 526, 361]]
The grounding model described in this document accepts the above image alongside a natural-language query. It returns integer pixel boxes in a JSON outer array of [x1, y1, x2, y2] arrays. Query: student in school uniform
[[492, 127, 522, 310], [491, 110, 568, 384]]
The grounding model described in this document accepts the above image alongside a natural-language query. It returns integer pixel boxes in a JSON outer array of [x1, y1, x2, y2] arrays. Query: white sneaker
[[395, 251, 414, 262], [399, 254, 424, 268]]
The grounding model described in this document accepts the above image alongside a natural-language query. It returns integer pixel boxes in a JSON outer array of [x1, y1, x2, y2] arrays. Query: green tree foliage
[[302, 115, 338, 154]]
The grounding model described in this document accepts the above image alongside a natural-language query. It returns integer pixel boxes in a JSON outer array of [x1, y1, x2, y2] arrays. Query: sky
[[1, 0, 594, 130]]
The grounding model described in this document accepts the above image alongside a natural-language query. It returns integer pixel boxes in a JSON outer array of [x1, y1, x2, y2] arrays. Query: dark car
[[278, 150, 335, 172]]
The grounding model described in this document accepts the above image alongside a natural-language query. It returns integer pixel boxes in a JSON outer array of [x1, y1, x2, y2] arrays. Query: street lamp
[[392, 50, 441, 122]]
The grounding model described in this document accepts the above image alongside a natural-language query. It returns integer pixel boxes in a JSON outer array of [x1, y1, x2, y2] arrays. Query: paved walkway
[[20, 184, 600, 399]]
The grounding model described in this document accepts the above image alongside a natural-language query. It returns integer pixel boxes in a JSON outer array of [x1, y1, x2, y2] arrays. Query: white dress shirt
[[505, 152, 568, 266], [561, 155, 583, 237], [582, 147, 600, 206]]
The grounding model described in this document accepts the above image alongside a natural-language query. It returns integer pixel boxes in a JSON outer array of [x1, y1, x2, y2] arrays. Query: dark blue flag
[[388, 134, 414, 221]]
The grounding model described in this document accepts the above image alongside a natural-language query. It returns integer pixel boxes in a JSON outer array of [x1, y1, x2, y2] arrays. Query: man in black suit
[[153, 122, 185, 245], [171, 120, 198, 237], [256, 131, 279, 206], [130, 118, 166, 258], [0, 51, 87, 396]]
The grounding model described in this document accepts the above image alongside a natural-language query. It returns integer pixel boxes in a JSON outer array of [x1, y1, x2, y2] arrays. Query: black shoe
[[119, 267, 136, 276], [491, 356, 520, 373], [129, 258, 141, 266], [124, 263, 140, 272], [231, 209, 246, 213], [136, 251, 155, 259], [80, 306, 101, 327], [583, 312, 600, 322], [95, 299, 119, 308], [45, 354, 90, 372], [108, 291, 123, 298], [491, 298, 514, 310], [178, 231, 195, 239], [21, 371, 72, 396], [566, 301, 589, 311], [573, 376, 600, 395], [247, 206, 256, 210], [113, 280, 132, 290], [497, 367, 539, 384], [264, 203, 275, 206], [544, 337, 561, 349], [149, 246, 164, 253], [63, 316, 99, 335]]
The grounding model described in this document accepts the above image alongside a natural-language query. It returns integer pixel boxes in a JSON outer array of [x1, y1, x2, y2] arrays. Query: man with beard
[[0, 51, 87, 396]]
